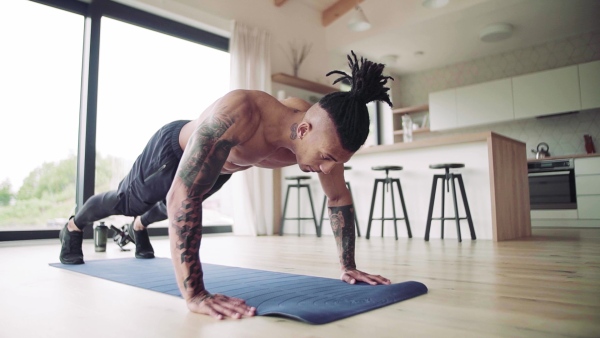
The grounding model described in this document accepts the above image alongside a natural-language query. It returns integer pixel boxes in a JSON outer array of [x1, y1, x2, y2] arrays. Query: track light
[[348, 5, 371, 32]]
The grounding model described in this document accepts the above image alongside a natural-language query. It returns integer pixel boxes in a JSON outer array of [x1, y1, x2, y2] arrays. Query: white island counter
[[276, 132, 531, 242]]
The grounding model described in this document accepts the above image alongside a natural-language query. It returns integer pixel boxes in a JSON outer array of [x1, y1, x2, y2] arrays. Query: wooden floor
[[1, 228, 599, 338]]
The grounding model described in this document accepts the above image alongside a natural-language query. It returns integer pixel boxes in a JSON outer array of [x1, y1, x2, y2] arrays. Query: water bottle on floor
[[94, 222, 108, 252]]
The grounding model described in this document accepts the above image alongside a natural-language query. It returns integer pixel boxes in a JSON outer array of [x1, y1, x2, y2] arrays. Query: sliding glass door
[[0, 0, 84, 231], [96, 17, 231, 227], [0, 0, 231, 240]]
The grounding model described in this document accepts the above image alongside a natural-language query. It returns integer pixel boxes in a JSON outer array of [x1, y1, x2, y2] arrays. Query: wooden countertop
[[357, 131, 524, 155], [527, 153, 600, 162]]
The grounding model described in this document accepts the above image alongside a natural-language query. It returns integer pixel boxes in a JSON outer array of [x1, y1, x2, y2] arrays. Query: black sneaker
[[59, 218, 84, 265], [128, 220, 155, 259]]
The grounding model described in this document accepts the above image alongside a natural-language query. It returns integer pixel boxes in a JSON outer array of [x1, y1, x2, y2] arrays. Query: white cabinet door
[[575, 175, 600, 196], [513, 65, 581, 119], [579, 60, 600, 110], [578, 195, 600, 219], [429, 89, 457, 131], [575, 157, 600, 175], [456, 78, 514, 128], [575, 157, 600, 220]]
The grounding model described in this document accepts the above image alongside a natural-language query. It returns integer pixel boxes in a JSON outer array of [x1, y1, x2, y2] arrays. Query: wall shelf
[[272, 73, 338, 95], [393, 127, 431, 136], [392, 104, 430, 143], [392, 104, 429, 115]]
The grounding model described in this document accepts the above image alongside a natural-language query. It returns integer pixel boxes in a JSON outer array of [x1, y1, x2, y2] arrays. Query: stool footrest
[[431, 217, 469, 221], [283, 217, 316, 220], [370, 217, 407, 221]]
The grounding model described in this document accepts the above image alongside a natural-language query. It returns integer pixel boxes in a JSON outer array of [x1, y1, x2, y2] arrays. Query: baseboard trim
[[0, 225, 233, 242]]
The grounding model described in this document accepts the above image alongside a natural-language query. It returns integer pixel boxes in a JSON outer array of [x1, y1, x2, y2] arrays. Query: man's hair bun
[[326, 51, 393, 107], [318, 51, 394, 152]]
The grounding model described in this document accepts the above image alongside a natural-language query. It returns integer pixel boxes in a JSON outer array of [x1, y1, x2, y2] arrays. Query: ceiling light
[[422, 0, 449, 9], [480, 23, 513, 42], [347, 6, 371, 32]]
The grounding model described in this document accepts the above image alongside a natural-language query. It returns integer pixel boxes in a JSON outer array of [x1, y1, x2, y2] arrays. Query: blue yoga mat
[[50, 258, 427, 324]]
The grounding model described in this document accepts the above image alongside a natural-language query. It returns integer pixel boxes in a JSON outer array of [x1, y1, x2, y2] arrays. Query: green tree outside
[[0, 154, 124, 228], [0, 179, 12, 206]]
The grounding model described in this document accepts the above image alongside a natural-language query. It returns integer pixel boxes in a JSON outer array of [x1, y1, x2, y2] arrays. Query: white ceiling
[[299, 0, 600, 75]]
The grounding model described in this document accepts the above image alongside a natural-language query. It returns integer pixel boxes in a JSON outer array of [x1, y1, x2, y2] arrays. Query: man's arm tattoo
[[174, 197, 204, 294], [172, 115, 235, 296], [329, 205, 357, 270], [179, 115, 234, 191]]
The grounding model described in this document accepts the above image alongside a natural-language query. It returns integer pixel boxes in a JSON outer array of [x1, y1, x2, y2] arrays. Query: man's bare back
[[177, 90, 310, 174]]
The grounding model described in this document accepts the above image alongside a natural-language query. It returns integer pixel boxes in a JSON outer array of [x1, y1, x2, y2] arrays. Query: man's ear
[[298, 121, 311, 140]]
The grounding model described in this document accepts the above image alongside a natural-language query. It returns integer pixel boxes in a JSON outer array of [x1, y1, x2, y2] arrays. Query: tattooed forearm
[[173, 196, 204, 294], [171, 114, 237, 298], [329, 205, 357, 270]]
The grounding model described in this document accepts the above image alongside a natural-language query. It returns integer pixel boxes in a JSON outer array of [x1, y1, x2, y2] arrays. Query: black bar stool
[[279, 176, 319, 237], [424, 163, 476, 242], [366, 166, 412, 240], [319, 166, 360, 237]]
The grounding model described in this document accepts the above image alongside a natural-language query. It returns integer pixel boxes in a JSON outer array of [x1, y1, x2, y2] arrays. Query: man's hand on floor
[[341, 269, 391, 285], [187, 291, 256, 320]]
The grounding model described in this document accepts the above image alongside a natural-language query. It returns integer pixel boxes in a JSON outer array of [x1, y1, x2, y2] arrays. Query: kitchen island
[[278, 131, 531, 241]]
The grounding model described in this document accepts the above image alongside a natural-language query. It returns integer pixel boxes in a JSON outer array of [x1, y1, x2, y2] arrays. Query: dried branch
[[279, 40, 313, 77]]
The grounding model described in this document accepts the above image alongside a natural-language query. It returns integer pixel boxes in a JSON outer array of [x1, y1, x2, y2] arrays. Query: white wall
[[117, 0, 335, 87]]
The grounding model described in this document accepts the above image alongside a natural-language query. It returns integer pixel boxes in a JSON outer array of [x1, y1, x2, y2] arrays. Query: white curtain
[[228, 22, 273, 236]]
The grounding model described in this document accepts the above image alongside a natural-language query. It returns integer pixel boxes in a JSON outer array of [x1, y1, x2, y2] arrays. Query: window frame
[[0, 0, 230, 241]]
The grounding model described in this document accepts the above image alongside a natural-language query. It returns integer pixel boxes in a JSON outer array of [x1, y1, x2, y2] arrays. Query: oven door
[[528, 170, 577, 210]]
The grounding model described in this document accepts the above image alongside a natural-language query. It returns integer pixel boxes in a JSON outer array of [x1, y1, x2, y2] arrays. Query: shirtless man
[[59, 52, 394, 320]]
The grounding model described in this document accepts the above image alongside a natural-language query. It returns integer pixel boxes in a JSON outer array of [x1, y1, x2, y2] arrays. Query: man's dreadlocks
[[319, 51, 394, 152]]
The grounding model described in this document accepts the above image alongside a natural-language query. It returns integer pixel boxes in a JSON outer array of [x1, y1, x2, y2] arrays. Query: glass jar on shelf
[[401, 114, 413, 143]]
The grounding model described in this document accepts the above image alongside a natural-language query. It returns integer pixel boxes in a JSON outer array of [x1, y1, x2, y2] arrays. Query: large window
[[0, 0, 84, 231], [0, 0, 230, 240], [96, 17, 231, 227]]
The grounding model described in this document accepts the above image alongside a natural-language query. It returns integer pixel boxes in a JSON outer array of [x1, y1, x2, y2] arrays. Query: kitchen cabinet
[[579, 60, 600, 110], [577, 196, 600, 219], [428, 61, 593, 133], [576, 156, 600, 175], [575, 157, 600, 219], [429, 89, 457, 131], [575, 175, 600, 195], [512, 65, 581, 119], [430, 79, 513, 130], [456, 78, 514, 127]]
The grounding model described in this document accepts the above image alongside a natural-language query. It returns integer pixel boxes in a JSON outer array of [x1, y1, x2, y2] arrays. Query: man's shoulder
[[280, 97, 312, 112], [228, 90, 312, 113]]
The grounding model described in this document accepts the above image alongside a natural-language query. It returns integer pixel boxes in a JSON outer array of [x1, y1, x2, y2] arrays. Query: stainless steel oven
[[528, 159, 577, 210]]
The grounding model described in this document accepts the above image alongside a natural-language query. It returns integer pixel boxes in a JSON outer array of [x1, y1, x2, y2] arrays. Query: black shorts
[[115, 120, 231, 216]]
